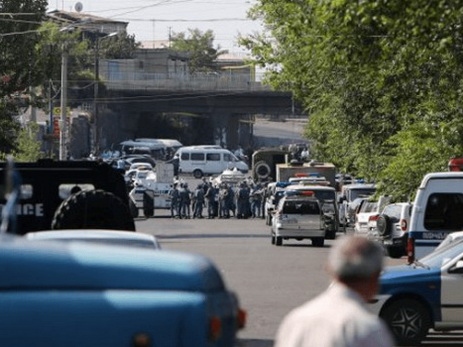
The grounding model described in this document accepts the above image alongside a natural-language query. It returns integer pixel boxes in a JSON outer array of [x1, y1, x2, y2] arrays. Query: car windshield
[[282, 200, 320, 214], [350, 189, 376, 201], [322, 203, 335, 214], [360, 201, 378, 213], [419, 239, 463, 268], [285, 189, 336, 201]]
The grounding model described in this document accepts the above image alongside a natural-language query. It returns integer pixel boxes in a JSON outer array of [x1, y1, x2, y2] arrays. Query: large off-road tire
[[380, 299, 431, 346], [52, 189, 136, 231], [377, 215, 392, 236], [254, 160, 271, 180]]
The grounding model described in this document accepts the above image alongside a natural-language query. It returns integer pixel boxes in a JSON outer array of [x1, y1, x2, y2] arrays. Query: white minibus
[[135, 138, 183, 159], [174, 146, 248, 178], [119, 140, 166, 160]]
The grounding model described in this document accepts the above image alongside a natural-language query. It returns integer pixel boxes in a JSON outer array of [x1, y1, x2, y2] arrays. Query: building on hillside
[[46, 9, 128, 35]]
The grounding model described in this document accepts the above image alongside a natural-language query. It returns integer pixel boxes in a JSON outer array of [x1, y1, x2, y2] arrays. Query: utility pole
[[93, 37, 100, 156], [93, 32, 118, 155], [59, 50, 68, 160]]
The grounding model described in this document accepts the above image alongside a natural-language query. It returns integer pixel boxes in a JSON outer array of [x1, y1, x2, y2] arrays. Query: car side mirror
[[449, 260, 463, 274]]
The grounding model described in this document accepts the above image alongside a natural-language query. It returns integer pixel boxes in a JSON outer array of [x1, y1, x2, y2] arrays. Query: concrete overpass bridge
[[96, 66, 304, 151]]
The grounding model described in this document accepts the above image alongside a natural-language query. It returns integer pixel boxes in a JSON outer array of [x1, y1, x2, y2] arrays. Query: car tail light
[[400, 219, 407, 231], [132, 333, 151, 347], [368, 215, 379, 222], [407, 238, 415, 264], [209, 316, 222, 341], [237, 308, 247, 329]]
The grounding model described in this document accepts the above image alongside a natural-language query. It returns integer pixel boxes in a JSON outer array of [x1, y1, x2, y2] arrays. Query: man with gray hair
[[274, 235, 394, 347]]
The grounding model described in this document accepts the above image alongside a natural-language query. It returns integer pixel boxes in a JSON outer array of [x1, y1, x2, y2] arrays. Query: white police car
[[369, 238, 463, 345]]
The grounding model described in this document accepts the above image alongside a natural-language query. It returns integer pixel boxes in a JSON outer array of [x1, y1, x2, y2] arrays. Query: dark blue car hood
[[379, 264, 441, 296], [0, 236, 226, 292]]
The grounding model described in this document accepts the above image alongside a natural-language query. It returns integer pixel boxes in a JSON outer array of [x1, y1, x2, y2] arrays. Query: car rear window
[[382, 204, 402, 219], [282, 200, 320, 214], [360, 201, 378, 213]]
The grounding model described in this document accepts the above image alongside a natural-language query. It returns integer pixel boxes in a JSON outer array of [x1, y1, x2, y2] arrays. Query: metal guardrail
[[99, 67, 271, 92]]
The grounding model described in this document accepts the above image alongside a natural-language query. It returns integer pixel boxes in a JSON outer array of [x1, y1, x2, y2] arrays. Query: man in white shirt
[[274, 235, 394, 347]]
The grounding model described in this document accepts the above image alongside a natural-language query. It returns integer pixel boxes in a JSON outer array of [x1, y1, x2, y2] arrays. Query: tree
[[99, 32, 140, 59], [170, 29, 227, 73], [0, 0, 47, 153], [241, 0, 463, 199], [7, 122, 43, 162]]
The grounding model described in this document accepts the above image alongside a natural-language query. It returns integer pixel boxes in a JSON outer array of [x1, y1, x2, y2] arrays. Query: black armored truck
[[0, 159, 135, 234]]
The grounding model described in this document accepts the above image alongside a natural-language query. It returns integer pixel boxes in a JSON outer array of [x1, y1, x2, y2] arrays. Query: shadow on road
[[236, 338, 273, 347], [158, 234, 269, 239]]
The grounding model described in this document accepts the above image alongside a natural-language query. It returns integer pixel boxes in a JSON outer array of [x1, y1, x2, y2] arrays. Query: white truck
[[408, 171, 463, 261], [275, 161, 337, 187], [128, 162, 174, 217]]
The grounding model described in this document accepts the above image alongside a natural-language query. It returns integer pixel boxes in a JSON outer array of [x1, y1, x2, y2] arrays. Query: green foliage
[[0, 0, 47, 152], [171, 29, 228, 73], [35, 22, 92, 109], [8, 122, 43, 162], [243, 0, 463, 200], [100, 32, 140, 59]]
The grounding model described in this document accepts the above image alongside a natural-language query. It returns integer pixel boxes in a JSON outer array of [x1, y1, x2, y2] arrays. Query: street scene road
[[136, 209, 463, 347]]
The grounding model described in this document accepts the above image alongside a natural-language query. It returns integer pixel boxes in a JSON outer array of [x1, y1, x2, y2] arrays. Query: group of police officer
[[169, 178, 267, 220]]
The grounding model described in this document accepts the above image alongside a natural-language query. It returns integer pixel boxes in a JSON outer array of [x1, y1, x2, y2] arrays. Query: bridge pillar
[[211, 113, 255, 150]]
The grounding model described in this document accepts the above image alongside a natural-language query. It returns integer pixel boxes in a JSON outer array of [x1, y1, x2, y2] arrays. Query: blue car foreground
[[368, 239, 463, 346], [0, 234, 245, 347]]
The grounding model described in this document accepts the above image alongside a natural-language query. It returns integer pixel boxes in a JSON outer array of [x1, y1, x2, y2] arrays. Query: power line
[[0, 18, 43, 25], [108, 0, 196, 19], [120, 18, 253, 22], [0, 13, 38, 16]]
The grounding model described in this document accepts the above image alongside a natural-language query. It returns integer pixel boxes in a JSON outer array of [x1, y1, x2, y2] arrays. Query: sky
[[49, 0, 265, 54]]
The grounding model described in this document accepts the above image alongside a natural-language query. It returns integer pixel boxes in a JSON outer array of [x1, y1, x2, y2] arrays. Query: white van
[[174, 146, 249, 178], [135, 138, 183, 159], [408, 171, 463, 261], [119, 140, 166, 160]]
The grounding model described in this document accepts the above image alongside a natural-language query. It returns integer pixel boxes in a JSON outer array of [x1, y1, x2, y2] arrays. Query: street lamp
[[93, 32, 118, 155]]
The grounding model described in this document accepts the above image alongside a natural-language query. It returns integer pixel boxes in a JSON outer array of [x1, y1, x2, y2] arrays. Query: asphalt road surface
[[136, 200, 463, 347]]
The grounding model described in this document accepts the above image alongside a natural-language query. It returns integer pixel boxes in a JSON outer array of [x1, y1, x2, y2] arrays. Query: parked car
[[338, 183, 376, 226], [368, 238, 463, 346], [373, 202, 412, 258], [354, 200, 378, 235], [24, 230, 161, 249], [354, 196, 391, 235], [271, 196, 326, 247]]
